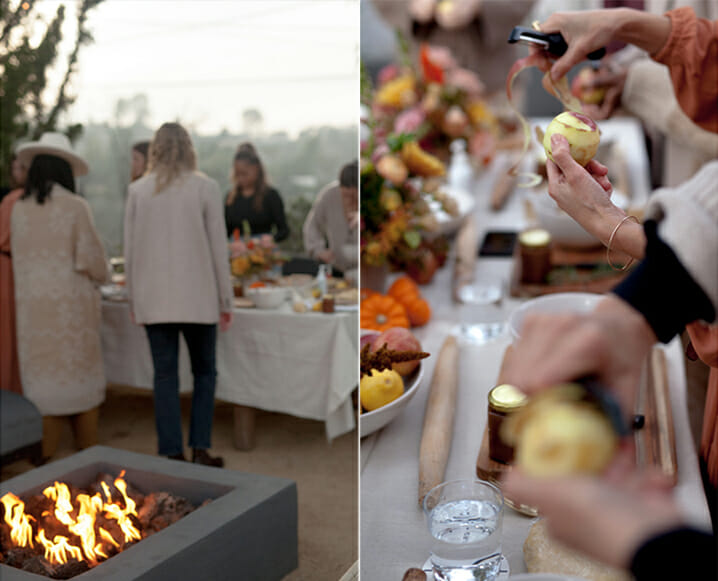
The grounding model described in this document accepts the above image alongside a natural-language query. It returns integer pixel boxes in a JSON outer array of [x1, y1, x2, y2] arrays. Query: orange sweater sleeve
[[652, 7, 718, 133]]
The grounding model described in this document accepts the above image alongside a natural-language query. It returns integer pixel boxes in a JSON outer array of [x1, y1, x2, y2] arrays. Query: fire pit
[[1, 446, 298, 580]]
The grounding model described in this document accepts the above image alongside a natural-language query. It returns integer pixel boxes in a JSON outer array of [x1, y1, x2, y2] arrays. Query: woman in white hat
[[11, 132, 109, 460]]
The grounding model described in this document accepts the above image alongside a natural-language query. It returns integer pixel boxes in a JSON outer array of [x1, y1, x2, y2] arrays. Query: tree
[[0, 0, 105, 185], [114, 93, 151, 129]]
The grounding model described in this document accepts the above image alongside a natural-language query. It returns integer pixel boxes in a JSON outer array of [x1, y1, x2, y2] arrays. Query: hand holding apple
[[571, 67, 606, 106], [581, 65, 628, 121]]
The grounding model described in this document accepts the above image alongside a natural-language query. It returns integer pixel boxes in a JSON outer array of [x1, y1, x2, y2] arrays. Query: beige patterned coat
[[11, 186, 108, 415]]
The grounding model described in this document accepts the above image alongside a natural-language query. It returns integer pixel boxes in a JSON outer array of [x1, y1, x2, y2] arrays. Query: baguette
[[452, 217, 478, 302], [418, 334, 460, 506]]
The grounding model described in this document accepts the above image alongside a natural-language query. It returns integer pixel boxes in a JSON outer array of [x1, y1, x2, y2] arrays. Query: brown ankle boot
[[192, 449, 224, 467]]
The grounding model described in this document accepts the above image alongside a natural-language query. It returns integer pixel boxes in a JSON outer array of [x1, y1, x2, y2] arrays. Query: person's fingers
[[548, 134, 585, 181], [637, 469, 677, 494], [593, 172, 613, 193], [551, 40, 589, 81], [504, 315, 603, 392], [586, 159, 608, 175], [588, 69, 622, 87], [545, 157, 564, 188], [503, 470, 589, 514], [598, 85, 622, 118], [603, 440, 636, 483], [539, 14, 562, 35], [582, 103, 604, 119]]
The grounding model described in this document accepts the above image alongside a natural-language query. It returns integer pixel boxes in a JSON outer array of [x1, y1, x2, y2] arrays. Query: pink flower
[[230, 240, 247, 257], [371, 143, 390, 165], [447, 68, 485, 98], [426, 45, 457, 71], [259, 234, 274, 249], [377, 64, 400, 85], [394, 106, 426, 134]]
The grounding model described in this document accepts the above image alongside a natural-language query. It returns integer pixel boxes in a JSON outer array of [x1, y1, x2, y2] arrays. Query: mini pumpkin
[[360, 294, 410, 332], [402, 295, 432, 327], [387, 275, 431, 327], [387, 276, 420, 299]]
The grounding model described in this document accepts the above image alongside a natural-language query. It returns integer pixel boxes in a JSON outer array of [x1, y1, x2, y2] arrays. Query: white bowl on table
[[360, 330, 425, 437], [360, 362, 424, 438], [245, 286, 288, 309], [508, 292, 604, 341]]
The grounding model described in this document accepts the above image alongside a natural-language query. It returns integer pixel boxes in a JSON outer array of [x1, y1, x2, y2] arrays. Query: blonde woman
[[11, 133, 108, 459], [124, 122, 233, 466]]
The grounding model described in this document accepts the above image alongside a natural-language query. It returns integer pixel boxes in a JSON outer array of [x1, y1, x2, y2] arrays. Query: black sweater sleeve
[[630, 527, 717, 580], [267, 188, 290, 242], [612, 220, 715, 343]]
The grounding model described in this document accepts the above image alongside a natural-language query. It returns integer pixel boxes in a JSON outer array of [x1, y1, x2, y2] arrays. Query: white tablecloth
[[101, 301, 358, 440], [360, 118, 711, 579]]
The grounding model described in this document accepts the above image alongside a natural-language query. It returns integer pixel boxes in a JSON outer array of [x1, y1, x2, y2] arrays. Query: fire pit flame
[[37, 529, 83, 565], [1, 471, 142, 569], [1, 493, 35, 547]]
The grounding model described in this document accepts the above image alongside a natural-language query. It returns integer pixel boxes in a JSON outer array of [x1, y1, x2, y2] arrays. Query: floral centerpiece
[[361, 85, 457, 286], [229, 222, 285, 288], [369, 35, 502, 168]]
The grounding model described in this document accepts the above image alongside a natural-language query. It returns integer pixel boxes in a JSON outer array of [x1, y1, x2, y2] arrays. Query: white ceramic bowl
[[245, 286, 288, 309], [508, 292, 604, 341], [360, 361, 424, 438], [531, 190, 629, 249]]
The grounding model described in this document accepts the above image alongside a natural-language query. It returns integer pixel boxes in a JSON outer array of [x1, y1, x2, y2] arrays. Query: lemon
[[360, 369, 404, 412]]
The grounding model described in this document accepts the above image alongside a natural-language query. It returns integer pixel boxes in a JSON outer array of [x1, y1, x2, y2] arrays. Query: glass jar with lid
[[487, 384, 527, 464]]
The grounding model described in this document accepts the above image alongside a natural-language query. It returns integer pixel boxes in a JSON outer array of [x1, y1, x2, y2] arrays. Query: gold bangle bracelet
[[606, 215, 640, 271]]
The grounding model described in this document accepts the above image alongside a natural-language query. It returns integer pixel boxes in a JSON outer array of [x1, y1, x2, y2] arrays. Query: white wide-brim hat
[[16, 132, 89, 177]]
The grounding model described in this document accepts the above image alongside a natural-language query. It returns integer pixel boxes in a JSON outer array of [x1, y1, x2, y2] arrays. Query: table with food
[[99, 270, 359, 448], [358, 38, 712, 581]]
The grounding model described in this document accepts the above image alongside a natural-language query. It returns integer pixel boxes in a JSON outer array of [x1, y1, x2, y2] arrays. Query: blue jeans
[[145, 323, 217, 456]]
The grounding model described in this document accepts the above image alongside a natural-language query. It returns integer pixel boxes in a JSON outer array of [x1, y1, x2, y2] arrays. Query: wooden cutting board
[[476, 345, 678, 512], [509, 243, 632, 298]]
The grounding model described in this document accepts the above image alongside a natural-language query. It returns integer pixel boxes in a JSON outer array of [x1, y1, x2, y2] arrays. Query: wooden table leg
[[233, 405, 257, 451]]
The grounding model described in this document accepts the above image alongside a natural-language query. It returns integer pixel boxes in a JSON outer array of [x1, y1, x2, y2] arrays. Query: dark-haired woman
[[224, 145, 290, 242], [11, 133, 108, 460]]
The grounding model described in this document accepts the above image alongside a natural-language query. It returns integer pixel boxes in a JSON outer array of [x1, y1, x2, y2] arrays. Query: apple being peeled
[[371, 327, 422, 376], [543, 111, 600, 167], [571, 67, 606, 105]]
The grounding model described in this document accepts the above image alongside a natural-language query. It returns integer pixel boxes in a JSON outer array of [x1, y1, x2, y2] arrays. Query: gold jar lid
[[488, 384, 528, 413], [519, 228, 551, 248]]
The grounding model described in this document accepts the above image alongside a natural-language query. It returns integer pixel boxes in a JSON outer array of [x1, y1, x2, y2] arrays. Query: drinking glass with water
[[423, 479, 505, 581]]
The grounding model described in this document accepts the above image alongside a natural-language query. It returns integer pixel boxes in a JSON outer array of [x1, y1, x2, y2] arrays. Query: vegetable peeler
[[577, 377, 630, 437], [508, 26, 606, 63]]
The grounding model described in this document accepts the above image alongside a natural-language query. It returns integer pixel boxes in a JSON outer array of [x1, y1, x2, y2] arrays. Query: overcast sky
[[36, 0, 358, 136]]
